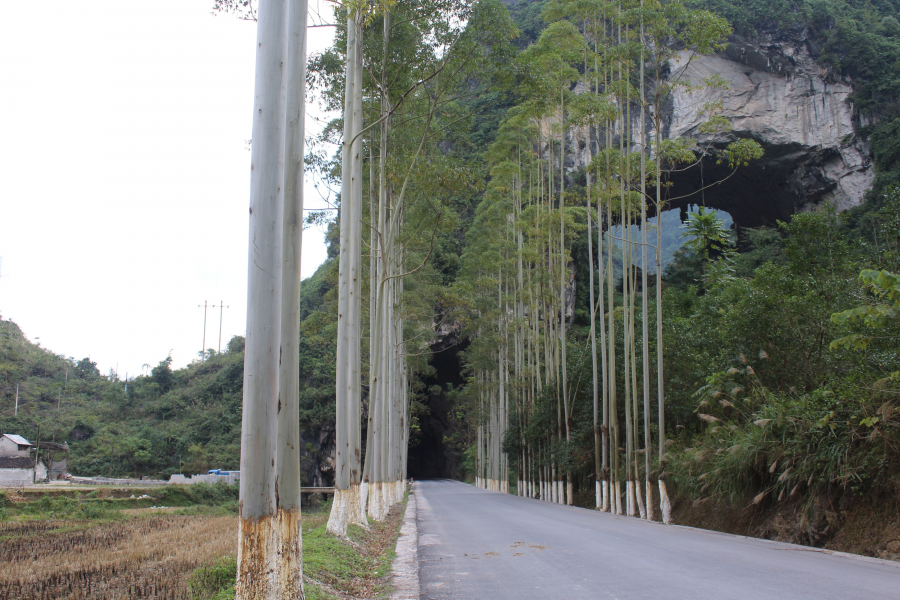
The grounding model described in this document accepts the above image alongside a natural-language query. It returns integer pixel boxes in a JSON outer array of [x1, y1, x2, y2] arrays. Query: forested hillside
[[0, 262, 338, 484], [0, 316, 245, 478], [433, 0, 896, 520], [297, 0, 900, 544]]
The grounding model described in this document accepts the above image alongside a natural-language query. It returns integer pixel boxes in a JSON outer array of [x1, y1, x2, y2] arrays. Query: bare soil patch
[[672, 491, 900, 562]]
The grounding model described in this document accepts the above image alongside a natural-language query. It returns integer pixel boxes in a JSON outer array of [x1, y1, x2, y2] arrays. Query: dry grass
[[0, 490, 410, 600], [119, 507, 181, 516], [0, 515, 237, 599]]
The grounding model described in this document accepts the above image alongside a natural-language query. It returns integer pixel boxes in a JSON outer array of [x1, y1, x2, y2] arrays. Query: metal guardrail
[[62, 477, 335, 492], [300, 487, 334, 494], [70, 477, 167, 486]]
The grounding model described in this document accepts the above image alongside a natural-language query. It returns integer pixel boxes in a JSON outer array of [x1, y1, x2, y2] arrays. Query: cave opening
[[407, 338, 468, 480], [661, 146, 844, 231]]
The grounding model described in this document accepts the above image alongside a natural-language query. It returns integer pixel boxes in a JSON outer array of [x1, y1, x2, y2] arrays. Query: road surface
[[415, 479, 900, 600]]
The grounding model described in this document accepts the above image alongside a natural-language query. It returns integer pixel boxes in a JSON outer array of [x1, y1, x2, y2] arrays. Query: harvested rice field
[[0, 515, 236, 599], [0, 489, 407, 600]]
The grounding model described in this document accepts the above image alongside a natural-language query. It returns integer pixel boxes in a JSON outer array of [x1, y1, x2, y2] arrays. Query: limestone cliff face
[[662, 27, 874, 225]]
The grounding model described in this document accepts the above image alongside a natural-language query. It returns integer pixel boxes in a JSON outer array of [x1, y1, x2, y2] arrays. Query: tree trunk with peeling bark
[[237, 0, 307, 597]]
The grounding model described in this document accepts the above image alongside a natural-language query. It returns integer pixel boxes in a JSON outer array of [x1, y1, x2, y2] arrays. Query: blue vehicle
[[207, 469, 240, 478]]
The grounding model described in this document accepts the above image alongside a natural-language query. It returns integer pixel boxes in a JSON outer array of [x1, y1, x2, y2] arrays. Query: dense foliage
[[0, 316, 245, 478], [664, 187, 900, 502], [435, 0, 900, 517], [0, 259, 341, 481], [688, 0, 900, 195]]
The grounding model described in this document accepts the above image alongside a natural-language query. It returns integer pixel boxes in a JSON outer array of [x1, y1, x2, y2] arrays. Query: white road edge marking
[[390, 484, 420, 599]]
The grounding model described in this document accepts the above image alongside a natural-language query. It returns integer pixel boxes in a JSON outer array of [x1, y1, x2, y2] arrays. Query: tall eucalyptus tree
[[236, 0, 307, 596], [304, 0, 519, 520], [328, 1, 367, 538], [454, 0, 763, 521], [635, 0, 762, 521]]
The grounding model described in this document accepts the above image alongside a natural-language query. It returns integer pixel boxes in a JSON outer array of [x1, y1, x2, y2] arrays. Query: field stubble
[[0, 515, 236, 599], [0, 489, 408, 600]]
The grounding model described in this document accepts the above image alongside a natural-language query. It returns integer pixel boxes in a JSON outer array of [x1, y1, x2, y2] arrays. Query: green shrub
[[156, 483, 239, 507], [77, 502, 110, 519], [187, 556, 236, 600], [670, 376, 900, 503]]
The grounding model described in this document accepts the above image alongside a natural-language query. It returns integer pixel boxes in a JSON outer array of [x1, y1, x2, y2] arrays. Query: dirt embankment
[[672, 491, 900, 562]]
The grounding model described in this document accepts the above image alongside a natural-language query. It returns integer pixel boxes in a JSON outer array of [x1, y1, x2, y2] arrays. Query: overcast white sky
[[0, 1, 337, 378]]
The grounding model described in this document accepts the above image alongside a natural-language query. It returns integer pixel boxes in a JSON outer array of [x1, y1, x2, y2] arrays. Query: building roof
[[0, 456, 35, 468], [1, 434, 32, 446], [36, 441, 69, 452]]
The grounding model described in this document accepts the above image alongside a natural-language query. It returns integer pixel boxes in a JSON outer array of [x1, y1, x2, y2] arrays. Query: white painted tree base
[[384, 480, 395, 507], [383, 479, 395, 508], [326, 488, 350, 537], [393, 480, 406, 505], [359, 481, 369, 524], [236, 507, 303, 598], [626, 481, 635, 516], [659, 479, 673, 524], [327, 484, 369, 536], [645, 481, 655, 522], [636, 481, 646, 519], [615, 481, 623, 515], [601, 480, 609, 512], [368, 482, 387, 521]]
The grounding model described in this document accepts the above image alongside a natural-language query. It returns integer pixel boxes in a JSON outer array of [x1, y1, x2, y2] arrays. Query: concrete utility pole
[[199, 301, 209, 360], [214, 301, 229, 353], [15, 384, 19, 416]]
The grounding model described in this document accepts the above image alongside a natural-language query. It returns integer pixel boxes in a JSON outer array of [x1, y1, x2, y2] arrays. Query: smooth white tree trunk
[[328, 10, 365, 538], [237, 0, 307, 597], [636, 480, 646, 519], [626, 481, 635, 517], [659, 479, 673, 524]]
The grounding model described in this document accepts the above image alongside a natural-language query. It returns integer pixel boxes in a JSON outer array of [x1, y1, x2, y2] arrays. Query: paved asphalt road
[[416, 480, 900, 600]]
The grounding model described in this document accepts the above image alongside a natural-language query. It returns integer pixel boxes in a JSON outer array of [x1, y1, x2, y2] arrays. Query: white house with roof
[[0, 433, 44, 486], [0, 434, 32, 457]]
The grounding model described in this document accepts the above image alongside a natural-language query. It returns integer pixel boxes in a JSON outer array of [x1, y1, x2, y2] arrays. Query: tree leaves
[[830, 269, 900, 350]]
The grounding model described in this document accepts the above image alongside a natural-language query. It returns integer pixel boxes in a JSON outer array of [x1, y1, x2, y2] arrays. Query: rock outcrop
[[662, 26, 874, 227]]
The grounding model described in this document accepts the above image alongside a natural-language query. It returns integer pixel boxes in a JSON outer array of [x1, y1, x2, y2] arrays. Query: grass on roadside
[[191, 491, 409, 600]]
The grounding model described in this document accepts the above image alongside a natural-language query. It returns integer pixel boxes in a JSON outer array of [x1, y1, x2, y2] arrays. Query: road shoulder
[[390, 484, 420, 600]]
